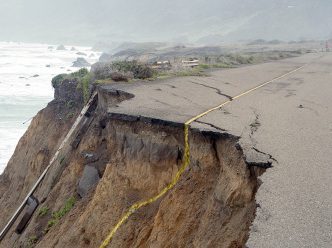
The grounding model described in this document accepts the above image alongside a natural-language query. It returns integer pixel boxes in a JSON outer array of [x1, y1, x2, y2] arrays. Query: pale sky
[[0, 0, 331, 45]]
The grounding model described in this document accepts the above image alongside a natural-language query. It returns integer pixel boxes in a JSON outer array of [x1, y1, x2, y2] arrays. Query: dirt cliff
[[0, 79, 268, 248]]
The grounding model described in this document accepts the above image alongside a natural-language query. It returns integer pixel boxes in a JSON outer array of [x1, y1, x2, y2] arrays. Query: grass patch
[[46, 219, 57, 232], [38, 206, 49, 217], [44, 197, 76, 233], [175, 68, 207, 77], [95, 79, 114, 84], [154, 67, 208, 79], [27, 235, 38, 248], [197, 63, 235, 70], [197, 64, 210, 69], [210, 63, 235, 69], [153, 74, 172, 80], [153, 62, 237, 80]]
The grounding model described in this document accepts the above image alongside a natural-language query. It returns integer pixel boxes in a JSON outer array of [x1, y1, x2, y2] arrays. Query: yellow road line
[[99, 64, 306, 248], [100, 125, 190, 248], [185, 64, 306, 124]]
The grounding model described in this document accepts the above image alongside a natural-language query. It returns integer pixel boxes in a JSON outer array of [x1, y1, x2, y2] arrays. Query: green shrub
[[93, 61, 154, 80], [91, 62, 113, 80], [45, 219, 57, 232], [70, 68, 89, 78], [51, 74, 67, 88], [52, 197, 76, 220], [80, 73, 92, 103], [110, 72, 129, 82], [198, 64, 210, 69], [111, 61, 135, 72], [111, 61, 154, 79], [52, 68, 90, 88], [52, 68, 93, 102], [133, 64, 154, 79]]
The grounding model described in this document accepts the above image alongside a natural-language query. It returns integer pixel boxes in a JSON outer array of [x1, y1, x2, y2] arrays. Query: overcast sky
[[0, 0, 331, 45]]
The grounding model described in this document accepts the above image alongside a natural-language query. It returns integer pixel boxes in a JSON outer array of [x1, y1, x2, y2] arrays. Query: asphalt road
[[101, 52, 332, 247]]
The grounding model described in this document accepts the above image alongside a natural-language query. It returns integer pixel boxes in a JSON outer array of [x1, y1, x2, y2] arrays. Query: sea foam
[[0, 42, 100, 173]]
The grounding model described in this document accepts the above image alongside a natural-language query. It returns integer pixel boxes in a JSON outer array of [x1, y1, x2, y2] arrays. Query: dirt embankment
[[0, 83, 267, 248]]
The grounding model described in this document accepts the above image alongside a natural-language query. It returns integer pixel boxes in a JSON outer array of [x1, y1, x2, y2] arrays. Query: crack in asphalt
[[189, 81, 233, 100], [250, 112, 261, 136], [153, 98, 174, 107], [252, 147, 278, 163], [194, 120, 227, 132], [170, 92, 202, 107]]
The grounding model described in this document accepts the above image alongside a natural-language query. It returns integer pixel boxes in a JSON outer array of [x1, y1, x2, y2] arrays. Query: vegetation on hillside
[[92, 60, 154, 81], [51, 61, 155, 103], [50, 49, 306, 103], [45, 197, 76, 233]]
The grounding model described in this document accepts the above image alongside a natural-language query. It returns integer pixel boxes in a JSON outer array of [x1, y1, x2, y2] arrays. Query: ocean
[[0, 42, 100, 173]]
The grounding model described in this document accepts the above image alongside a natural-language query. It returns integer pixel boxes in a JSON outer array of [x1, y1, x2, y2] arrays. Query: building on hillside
[[151, 61, 172, 70], [181, 58, 199, 68]]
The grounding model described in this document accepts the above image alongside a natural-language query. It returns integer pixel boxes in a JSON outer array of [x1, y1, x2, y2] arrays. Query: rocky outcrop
[[53, 78, 84, 105], [77, 165, 100, 198], [76, 52, 87, 56], [98, 53, 112, 63], [72, 58, 91, 68], [56, 45, 66, 51]]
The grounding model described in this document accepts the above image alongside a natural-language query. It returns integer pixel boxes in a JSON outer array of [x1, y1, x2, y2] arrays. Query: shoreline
[[0, 41, 100, 173]]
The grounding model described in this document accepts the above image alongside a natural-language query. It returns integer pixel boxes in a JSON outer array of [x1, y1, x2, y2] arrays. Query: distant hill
[[0, 0, 331, 45]]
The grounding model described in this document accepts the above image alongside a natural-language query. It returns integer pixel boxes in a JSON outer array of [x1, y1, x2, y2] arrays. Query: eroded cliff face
[[0, 85, 265, 248], [0, 80, 84, 246]]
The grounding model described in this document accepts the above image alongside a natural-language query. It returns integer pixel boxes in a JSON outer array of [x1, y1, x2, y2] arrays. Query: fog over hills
[[0, 0, 331, 45]]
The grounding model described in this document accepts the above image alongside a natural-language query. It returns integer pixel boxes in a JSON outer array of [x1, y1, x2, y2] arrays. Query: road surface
[[101, 52, 332, 247]]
